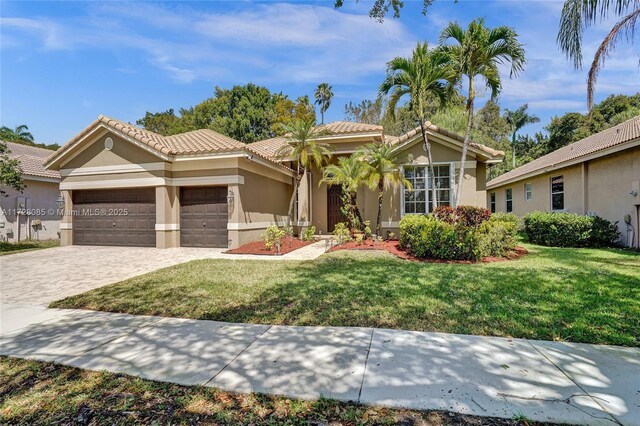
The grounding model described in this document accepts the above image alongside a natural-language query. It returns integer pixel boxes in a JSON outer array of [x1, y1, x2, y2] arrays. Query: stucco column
[[226, 184, 240, 249], [60, 190, 73, 246], [155, 185, 180, 248]]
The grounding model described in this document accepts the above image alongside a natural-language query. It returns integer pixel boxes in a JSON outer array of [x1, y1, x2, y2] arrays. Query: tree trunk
[[351, 192, 364, 230], [419, 119, 438, 212], [376, 178, 384, 236], [456, 78, 475, 208], [511, 131, 517, 168], [287, 164, 302, 225]]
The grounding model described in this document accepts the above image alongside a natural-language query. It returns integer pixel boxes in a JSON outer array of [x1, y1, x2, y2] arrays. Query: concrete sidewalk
[[1, 303, 637, 425]]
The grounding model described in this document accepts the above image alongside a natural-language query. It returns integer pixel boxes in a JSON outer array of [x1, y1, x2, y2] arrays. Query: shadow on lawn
[[204, 251, 639, 347]]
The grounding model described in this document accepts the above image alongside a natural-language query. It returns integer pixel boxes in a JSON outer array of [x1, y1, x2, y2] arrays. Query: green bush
[[300, 226, 316, 242], [523, 211, 620, 247], [332, 222, 351, 245], [479, 220, 518, 257], [262, 225, 286, 251], [489, 212, 522, 228]]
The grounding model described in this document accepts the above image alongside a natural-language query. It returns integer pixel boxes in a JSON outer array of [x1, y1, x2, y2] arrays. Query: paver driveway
[[0, 245, 227, 306]]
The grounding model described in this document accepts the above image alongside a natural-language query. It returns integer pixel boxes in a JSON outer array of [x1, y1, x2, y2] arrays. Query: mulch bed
[[225, 237, 315, 256], [329, 239, 528, 264]]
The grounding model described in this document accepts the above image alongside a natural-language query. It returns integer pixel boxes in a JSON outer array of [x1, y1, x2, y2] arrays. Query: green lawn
[[0, 356, 540, 425], [51, 244, 640, 346], [0, 239, 59, 256]]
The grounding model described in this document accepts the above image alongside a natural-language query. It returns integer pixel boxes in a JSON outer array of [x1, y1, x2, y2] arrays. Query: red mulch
[[225, 237, 315, 256], [329, 239, 528, 264]]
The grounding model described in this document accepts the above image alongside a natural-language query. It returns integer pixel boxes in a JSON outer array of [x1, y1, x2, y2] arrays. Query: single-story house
[[44, 115, 503, 248], [486, 116, 640, 248], [0, 142, 61, 242]]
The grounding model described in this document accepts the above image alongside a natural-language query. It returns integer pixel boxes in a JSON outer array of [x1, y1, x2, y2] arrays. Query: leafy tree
[[545, 112, 589, 153], [272, 95, 316, 135], [334, 0, 436, 22], [276, 119, 332, 224], [344, 99, 384, 125], [0, 125, 34, 143], [314, 83, 334, 124], [380, 42, 456, 210], [321, 155, 368, 230], [359, 143, 410, 236], [343, 98, 417, 136], [136, 109, 185, 135], [0, 141, 24, 196], [439, 18, 525, 207], [557, 0, 640, 110], [504, 104, 540, 167]]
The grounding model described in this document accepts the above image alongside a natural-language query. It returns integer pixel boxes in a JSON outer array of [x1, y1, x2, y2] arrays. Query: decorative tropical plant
[[439, 19, 525, 207], [358, 143, 411, 236], [557, 0, 640, 111], [0, 125, 35, 143], [276, 118, 332, 225], [321, 155, 369, 231], [314, 83, 334, 125], [503, 104, 540, 168], [379, 42, 455, 212]]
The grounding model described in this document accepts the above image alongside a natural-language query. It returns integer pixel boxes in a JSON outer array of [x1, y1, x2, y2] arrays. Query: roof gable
[[3, 142, 60, 180]]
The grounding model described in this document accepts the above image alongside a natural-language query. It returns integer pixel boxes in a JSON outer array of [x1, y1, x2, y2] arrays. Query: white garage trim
[[155, 224, 180, 231], [169, 175, 245, 186], [60, 223, 73, 230], [227, 221, 286, 230], [61, 177, 167, 190], [60, 162, 170, 177]]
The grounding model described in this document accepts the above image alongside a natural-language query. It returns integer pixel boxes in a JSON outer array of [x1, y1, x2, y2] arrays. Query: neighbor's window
[[403, 164, 451, 214], [506, 188, 513, 213], [551, 175, 564, 211], [524, 183, 532, 201], [490, 192, 496, 213]]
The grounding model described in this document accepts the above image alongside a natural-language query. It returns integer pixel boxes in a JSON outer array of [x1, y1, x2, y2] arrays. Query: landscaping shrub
[[433, 205, 490, 228], [332, 222, 351, 244], [523, 211, 620, 247], [262, 225, 286, 251], [489, 211, 521, 228], [300, 226, 316, 242], [432, 205, 455, 224], [479, 220, 518, 257]]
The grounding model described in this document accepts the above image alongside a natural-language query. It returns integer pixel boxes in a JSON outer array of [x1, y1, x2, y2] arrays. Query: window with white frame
[[524, 183, 532, 201], [551, 175, 564, 210], [490, 192, 496, 213], [403, 164, 451, 215], [506, 188, 513, 212]]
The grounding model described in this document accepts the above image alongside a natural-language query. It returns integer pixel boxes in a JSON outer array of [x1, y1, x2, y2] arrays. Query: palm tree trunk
[[456, 78, 475, 208], [419, 119, 438, 212], [351, 192, 364, 230], [376, 178, 384, 236], [287, 164, 302, 225], [511, 131, 517, 168]]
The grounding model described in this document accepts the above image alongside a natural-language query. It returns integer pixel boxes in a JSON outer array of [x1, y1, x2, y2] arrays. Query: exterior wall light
[[227, 189, 235, 207]]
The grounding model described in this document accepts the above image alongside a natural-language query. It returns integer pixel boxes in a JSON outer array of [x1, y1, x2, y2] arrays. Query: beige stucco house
[[1, 142, 61, 242], [44, 115, 503, 249], [486, 116, 640, 248]]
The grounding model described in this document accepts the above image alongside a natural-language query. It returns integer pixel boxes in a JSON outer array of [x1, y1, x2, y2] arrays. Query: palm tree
[[557, 0, 640, 111], [359, 143, 411, 236], [503, 104, 540, 168], [314, 83, 334, 124], [379, 42, 455, 212], [0, 125, 35, 143], [321, 155, 368, 230], [439, 19, 525, 207], [276, 118, 332, 225]]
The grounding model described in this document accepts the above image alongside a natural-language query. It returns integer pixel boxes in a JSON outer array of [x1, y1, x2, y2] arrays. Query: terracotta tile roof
[[164, 129, 245, 154], [487, 115, 640, 188], [388, 123, 504, 159], [247, 136, 290, 159], [316, 121, 383, 135], [4, 142, 60, 180]]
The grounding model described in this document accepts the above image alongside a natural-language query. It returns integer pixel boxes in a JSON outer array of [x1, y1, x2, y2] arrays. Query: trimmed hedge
[[399, 208, 518, 261], [523, 211, 620, 247]]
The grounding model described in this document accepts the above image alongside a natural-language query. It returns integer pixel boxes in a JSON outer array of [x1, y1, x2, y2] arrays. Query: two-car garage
[[71, 187, 228, 248]]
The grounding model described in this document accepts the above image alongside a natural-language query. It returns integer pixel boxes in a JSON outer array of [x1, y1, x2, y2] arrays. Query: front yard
[[0, 239, 59, 256], [51, 244, 640, 346]]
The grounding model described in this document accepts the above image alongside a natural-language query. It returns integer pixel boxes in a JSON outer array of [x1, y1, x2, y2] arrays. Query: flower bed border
[[225, 237, 315, 256]]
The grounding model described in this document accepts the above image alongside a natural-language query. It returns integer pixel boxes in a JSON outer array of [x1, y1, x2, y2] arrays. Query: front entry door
[[327, 185, 345, 233], [180, 187, 228, 248]]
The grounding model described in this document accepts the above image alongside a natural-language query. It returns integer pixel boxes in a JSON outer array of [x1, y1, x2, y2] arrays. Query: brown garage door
[[180, 187, 228, 248], [72, 189, 156, 247]]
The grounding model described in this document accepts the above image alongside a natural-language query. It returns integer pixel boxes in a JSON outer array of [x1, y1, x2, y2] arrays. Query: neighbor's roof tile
[[4, 142, 60, 179], [487, 115, 640, 188]]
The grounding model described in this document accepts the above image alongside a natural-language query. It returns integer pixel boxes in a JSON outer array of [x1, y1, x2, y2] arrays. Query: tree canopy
[[136, 84, 316, 143], [0, 141, 25, 196], [0, 125, 60, 151]]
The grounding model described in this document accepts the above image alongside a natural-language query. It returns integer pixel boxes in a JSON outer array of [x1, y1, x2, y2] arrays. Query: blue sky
[[1, 0, 638, 145]]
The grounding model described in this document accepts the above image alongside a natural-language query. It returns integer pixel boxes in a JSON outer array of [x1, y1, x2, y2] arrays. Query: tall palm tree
[[276, 118, 332, 225], [0, 125, 35, 143], [439, 19, 525, 207], [503, 104, 540, 168], [320, 155, 368, 230], [557, 0, 639, 112], [359, 143, 411, 236], [314, 83, 334, 124], [379, 42, 455, 212]]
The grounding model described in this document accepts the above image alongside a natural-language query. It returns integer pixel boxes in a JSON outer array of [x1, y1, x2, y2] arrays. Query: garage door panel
[[72, 189, 155, 247], [180, 187, 228, 248]]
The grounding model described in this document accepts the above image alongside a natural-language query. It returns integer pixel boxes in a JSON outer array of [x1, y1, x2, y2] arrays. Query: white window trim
[[490, 191, 496, 213], [505, 188, 513, 213], [550, 175, 565, 211], [400, 162, 454, 218], [524, 183, 532, 201]]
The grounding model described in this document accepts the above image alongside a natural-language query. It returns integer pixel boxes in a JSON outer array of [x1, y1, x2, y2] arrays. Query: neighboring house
[[0, 142, 61, 242], [487, 116, 640, 248], [44, 115, 503, 249]]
